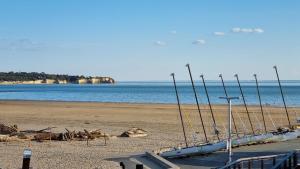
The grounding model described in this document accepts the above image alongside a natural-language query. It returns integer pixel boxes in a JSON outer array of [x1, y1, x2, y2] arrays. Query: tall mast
[[234, 74, 255, 135], [171, 73, 188, 147], [200, 74, 220, 141], [253, 74, 267, 133], [219, 74, 239, 137], [186, 64, 208, 143], [273, 66, 291, 128]]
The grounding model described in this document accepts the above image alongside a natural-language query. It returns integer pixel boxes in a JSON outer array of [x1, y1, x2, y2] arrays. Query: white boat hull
[[159, 130, 300, 158], [160, 141, 226, 158]]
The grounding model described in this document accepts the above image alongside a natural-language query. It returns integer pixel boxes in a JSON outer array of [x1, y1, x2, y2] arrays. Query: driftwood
[[90, 129, 110, 138], [0, 124, 18, 134], [1, 123, 112, 143], [64, 128, 75, 140], [9, 132, 29, 139], [120, 127, 147, 137], [20, 127, 57, 133], [0, 134, 24, 142], [0, 134, 10, 142], [34, 132, 61, 142], [33, 128, 110, 142]]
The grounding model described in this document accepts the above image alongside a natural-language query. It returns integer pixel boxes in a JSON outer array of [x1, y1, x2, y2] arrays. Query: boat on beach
[[158, 65, 300, 158], [159, 128, 300, 158]]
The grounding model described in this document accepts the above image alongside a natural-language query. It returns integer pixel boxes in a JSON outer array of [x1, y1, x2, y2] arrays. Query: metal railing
[[218, 150, 299, 169], [271, 150, 299, 169]]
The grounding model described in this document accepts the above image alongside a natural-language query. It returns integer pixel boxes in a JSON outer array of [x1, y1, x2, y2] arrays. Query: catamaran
[[158, 65, 300, 158]]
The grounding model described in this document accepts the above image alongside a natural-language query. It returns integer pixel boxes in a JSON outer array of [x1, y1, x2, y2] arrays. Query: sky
[[0, 0, 299, 81]]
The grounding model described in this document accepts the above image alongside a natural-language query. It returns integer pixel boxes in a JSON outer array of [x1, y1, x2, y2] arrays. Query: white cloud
[[170, 30, 177, 34], [241, 28, 253, 33], [154, 41, 166, 46], [192, 39, 206, 45], [232, 27, 264, 34], [0, 38, 44, 51], [253, 28, 264, 33], [232, 27, 241, 33], [214, 32, 225, 36]]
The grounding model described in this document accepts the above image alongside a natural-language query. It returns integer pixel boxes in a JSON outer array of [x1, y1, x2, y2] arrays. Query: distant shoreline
[[0, 72, 115, 84], [0, 82, 115, 85], [0, 80, 114, 85]]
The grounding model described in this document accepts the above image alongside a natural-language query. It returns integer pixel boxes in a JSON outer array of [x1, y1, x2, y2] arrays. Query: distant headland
[[0, 72, 115, 84]]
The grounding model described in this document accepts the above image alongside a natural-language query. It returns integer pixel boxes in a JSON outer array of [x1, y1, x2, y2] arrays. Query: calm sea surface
[[0, 81, 300, 106]]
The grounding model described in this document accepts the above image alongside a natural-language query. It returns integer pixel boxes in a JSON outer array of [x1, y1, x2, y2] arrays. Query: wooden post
[[136, 164, 143, 169], [120, 162, 125, 169], [22, 149, 32, 169], [86, 136, 89, 146]]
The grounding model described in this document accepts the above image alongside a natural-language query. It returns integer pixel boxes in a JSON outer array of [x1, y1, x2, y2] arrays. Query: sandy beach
[[0, 100, 299, 169]]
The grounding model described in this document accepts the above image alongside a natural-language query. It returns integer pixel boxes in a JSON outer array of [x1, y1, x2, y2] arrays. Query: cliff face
[[0, 80, 43, 85], [74, 77, 115, 84], [0, 72, 115, 85]]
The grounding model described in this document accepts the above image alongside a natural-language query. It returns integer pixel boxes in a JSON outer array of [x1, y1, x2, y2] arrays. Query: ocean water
[[0, 81, 300, 106]]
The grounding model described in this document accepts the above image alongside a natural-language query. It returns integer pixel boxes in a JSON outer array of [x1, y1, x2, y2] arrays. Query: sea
[[0, 81, 300, 106]]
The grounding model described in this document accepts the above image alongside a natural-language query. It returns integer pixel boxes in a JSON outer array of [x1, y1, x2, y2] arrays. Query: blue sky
[[0, 1, 299, 81]]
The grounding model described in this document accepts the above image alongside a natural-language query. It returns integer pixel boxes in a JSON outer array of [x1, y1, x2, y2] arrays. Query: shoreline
[[0, 99, 298, 108]]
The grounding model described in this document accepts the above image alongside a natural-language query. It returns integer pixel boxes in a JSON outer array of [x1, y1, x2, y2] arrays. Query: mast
[[171, 73, 188, 147], [273, 66, 291, 128], [186, 64, 208, 143], [200, 74, 220, 141], [219, 74, 239, 137], [234, 74, 255, 135], [253, 74, 267, 133]]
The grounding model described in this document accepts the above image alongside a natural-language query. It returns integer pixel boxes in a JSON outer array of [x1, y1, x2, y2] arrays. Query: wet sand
[[0, 100, 299, 169]]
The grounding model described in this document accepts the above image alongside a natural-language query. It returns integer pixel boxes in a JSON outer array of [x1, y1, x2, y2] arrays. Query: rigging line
[[285, 94, 299, 124], [234, 74, 255, 134], [200, 74, 220, 141], [219, 74, 239, 137], [266, 104, 277, 130], [236, 111, 249, 135], [252, 111, 264, 133], [184, 111, 200, 145], [254, 74, 267, 133], [217, 110, 227, 138]]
